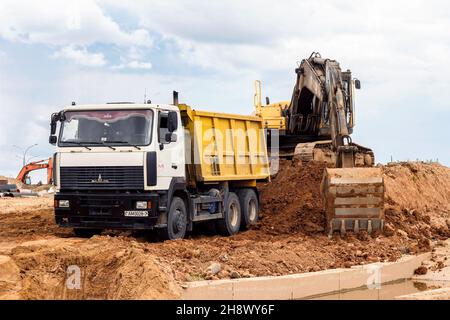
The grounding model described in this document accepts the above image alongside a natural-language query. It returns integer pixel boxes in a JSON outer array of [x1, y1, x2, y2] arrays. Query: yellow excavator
[[255, 52, 384, 236]]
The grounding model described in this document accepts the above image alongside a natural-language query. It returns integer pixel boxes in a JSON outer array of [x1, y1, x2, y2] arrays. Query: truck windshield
[[59, 109, 153, 147]]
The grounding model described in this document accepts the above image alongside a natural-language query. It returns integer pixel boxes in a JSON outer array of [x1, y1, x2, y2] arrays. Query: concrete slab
[[182, 279, 233, 300], [181, 253, 431, 300], [381, 253, 431, 283], [291, 270, 341, 299]]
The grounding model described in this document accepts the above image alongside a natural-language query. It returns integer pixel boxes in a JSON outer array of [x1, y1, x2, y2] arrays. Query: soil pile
[[383, 162, 450, 229], [0, 237, 180, 299], [257, 159, 328, 235]]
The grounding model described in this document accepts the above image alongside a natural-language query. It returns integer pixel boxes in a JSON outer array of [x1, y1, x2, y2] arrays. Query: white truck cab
[[53, 103, 185, 192]]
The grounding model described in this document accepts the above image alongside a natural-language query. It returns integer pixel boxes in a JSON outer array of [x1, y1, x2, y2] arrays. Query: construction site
[[0, 1, 449, 302], [1, 54, 449, 300]]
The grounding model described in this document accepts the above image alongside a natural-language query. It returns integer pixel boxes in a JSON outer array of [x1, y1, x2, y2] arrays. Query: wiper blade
[[62, 141, 92, 150], [104, 141, 141, 150], [79, 141, 116, 150], [63, 140, 141, 150]]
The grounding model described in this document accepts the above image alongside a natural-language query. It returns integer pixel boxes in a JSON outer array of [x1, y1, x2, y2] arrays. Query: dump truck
[[254, 52, 384, 236], [49, 94, 270, 240]]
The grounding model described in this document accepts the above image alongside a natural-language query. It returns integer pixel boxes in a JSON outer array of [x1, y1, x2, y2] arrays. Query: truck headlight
[[59, 200, 70, 208], [136, 201, 148, 209]]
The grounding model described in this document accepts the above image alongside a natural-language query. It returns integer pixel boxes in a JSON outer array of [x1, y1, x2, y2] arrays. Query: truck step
[[192, 212, 223, 222]]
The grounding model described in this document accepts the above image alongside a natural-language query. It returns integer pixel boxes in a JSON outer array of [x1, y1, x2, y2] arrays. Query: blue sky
[[0, 0, 449, 182]]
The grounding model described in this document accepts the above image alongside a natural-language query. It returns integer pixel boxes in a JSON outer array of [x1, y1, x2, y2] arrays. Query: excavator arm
[[296, 54, 384, 236], [16, 158, 53, 185], [321, 56, 358, 168], [257, 52, 385, 236]]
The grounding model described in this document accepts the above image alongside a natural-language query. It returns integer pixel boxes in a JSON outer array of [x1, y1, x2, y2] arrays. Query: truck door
[[156, 110, 185, 190]]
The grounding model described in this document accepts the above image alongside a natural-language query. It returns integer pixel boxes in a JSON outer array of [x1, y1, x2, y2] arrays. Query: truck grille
[[60, 166, 144, 190]]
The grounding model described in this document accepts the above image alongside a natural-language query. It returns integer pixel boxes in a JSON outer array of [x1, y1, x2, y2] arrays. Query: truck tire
[[237, 189, 259, 229], [73, 228, 102, 238], [158, 196, 187, 240], [216, 192, 241, 236]]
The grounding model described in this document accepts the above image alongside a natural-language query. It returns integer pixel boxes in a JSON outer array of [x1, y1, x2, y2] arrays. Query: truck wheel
[[158, 196, 187, 240], [73, 228, 102, 238], [238, 189, 259, 229], [216, 192, 241, 236]]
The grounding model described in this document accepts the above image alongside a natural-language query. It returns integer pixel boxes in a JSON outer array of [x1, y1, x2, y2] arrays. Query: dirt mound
[[381, 162, 450, 246], [0, 197, 71, 239], [0, 237, 180, 299], [383, 162, 450, 211], [383, 162, 450, 228], [257, 159, 328, 235]]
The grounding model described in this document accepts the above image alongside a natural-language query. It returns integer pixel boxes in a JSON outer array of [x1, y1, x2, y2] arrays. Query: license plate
[[124, 210, 149, 217]]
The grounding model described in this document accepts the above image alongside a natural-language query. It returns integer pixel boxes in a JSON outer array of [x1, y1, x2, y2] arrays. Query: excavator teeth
[[322, 167, 384, 236], [340, 219, 346, 237], [354, 219, 360, 233]]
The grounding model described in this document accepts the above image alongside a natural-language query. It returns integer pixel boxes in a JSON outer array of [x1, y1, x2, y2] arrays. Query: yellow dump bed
[[179, 104, 270, 186]]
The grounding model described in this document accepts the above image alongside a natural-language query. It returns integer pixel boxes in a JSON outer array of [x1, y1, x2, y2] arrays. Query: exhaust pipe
[[173, 91, 179, 106]]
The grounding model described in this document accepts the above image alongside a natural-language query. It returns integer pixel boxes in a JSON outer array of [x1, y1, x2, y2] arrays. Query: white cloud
[[53, 45, 106, 67], [99, 0, 450, 104], [111, 47, 152, 70], [0, 50, 6, 66], [0, 0, 153, 47], [112, 61, 152, 70]]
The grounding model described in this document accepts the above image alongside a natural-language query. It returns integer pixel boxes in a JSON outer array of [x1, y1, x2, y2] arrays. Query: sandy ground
[[0, 161, 449, 299]]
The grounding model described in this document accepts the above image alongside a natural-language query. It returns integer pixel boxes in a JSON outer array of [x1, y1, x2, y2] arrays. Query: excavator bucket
[[321, 167, 384, 237]]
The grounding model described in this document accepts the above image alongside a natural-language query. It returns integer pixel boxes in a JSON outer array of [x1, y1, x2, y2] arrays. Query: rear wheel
[[73, 228, 102, 238], [158, 196, 187, 240], [216, 192, 241, 236], [237, 189, 259, 229]]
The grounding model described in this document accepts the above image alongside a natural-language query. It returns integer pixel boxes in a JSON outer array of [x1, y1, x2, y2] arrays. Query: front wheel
[[216, 192, 241, 236], [158, 196, 187, 240]]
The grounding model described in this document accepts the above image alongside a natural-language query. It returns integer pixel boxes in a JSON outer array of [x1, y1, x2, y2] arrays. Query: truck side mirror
[[165, 133, 177, 143], [50, 113, 58, 135], [167, 111, 178, 132], [49, 135, 57, 145], [354, 79, 361, 89]]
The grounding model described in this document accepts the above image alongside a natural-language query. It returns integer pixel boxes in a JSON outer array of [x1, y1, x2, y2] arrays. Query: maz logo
[[90, 174, 110, 183]]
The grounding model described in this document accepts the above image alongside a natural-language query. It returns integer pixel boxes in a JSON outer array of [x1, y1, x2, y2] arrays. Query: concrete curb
[[181, 253, 431, 300]]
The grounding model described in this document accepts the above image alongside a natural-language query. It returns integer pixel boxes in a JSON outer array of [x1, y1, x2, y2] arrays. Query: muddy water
[[309, 279, 448, 300]]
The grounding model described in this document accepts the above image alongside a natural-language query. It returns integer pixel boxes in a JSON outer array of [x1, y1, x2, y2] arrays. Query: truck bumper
[[54, 192, 162, 230]]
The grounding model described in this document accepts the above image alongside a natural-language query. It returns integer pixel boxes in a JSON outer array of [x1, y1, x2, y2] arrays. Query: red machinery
[[16, 158, 53, 185]]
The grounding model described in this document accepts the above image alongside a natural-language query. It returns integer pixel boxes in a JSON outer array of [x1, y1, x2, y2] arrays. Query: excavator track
[[293, 140, 375, 166]]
